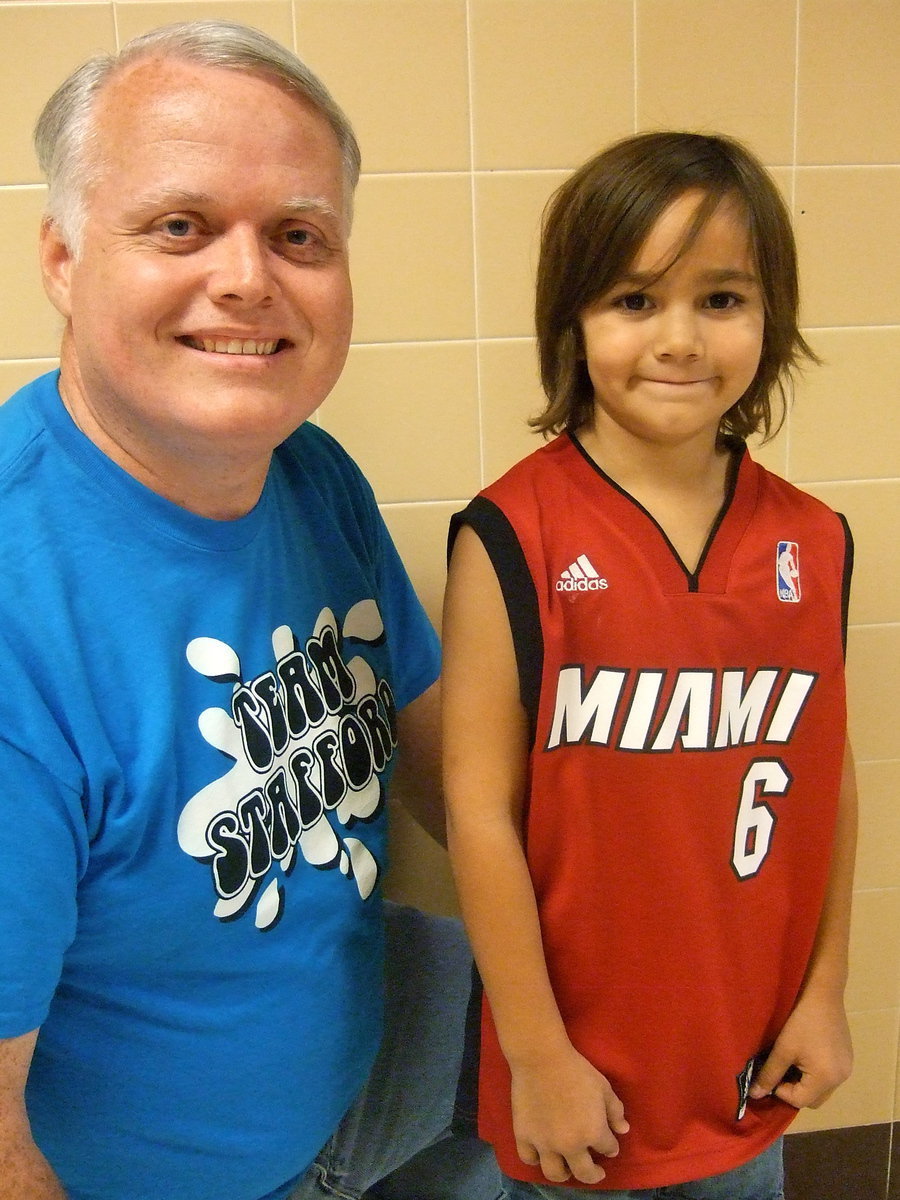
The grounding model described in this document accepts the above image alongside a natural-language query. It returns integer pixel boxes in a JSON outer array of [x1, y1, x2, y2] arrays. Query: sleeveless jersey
[[453, 433, 852, 1189]]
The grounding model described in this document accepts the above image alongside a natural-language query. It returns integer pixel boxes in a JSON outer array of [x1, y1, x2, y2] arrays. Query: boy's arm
[[0, 1030, 68, 1198], [391, 680, 446, 846], [750, 736, 858, 1108], [443, 525, 628, 1186]]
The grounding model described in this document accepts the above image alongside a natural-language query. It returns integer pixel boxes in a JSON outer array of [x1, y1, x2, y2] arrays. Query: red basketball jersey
[[454, 434, 852, 1189]]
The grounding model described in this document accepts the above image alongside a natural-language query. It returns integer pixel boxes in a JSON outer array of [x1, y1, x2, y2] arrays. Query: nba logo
[[776, 541, 801, 602]]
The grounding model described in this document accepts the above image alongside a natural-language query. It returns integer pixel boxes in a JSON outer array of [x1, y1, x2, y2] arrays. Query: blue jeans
[[500, 1137, 784, 1200], [287, 902, 503, 1200]]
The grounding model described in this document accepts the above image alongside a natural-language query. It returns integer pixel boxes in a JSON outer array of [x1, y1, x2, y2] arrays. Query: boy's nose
[[654, 307, 702, 359]]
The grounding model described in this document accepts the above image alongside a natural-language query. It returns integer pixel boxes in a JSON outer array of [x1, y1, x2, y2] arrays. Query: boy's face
[[578, 191, 764, 452]]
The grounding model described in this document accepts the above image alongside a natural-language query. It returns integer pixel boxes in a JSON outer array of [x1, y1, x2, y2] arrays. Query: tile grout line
[[632, 0, 639, 132], [786, 0, 802, 482], [464, 0, 486, 492], [887, 1010, 900, 1200]]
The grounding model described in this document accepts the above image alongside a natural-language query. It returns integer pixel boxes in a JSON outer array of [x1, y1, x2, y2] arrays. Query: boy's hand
[[749, 989, 853, 1109], [511, 1043, 629, 1184]]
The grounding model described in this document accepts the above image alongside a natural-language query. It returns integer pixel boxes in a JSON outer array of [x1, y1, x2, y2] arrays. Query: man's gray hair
[[33, 19, 362, 253]]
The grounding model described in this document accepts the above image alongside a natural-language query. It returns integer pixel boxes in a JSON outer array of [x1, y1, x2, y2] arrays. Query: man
[[0, 21, 499, 1200]]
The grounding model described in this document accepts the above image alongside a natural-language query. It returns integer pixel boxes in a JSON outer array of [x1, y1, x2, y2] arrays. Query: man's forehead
[[93, 55, 335, 148], [96, 55, 217, 120], [87, 55, 347, 212]]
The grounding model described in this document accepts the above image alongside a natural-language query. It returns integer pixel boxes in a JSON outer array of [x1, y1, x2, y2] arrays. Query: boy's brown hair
[[533, 131, 818, 441]]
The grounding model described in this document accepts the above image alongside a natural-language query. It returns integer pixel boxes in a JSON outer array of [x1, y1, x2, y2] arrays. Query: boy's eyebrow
[[700, 268, 760, 286], [615, 267, 760, 288]]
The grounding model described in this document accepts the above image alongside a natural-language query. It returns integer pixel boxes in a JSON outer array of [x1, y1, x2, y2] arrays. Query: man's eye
[[281, 227, 332, 261], [285, 228, 325, 251], [161, 218, 194, 238]]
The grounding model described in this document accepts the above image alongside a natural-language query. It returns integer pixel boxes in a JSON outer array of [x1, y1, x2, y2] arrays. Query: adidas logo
[[556, 554, 608, 593]]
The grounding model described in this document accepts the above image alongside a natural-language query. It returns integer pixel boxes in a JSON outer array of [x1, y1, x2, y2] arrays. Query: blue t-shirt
[[0, 372, 440, 1200]]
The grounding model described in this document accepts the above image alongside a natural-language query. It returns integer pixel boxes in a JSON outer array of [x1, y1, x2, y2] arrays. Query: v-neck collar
[[566, 432, 757, 594]]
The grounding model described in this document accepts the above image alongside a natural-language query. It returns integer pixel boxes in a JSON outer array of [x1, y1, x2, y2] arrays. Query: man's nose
[[206, 227, 276, 307], [653, 306, 702, 359]]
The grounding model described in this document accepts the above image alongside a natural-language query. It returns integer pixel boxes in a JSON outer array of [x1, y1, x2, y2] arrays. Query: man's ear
[[39, 217, 74, 319]]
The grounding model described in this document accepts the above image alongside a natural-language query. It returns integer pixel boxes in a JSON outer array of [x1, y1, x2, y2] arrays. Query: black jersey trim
[[449, 496, 544, 741], [837, 513, 854, 659], [567, 432, 745, 591], [694, 440, 744, 583]]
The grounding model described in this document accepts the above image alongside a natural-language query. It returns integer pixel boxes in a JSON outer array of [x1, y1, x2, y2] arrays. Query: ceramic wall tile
[[469, 0, 634, 170], [317, 341, 480, 503], [797, 0, 900, 164], [795, 168, 900, 329], [0, 4, 115, 184], [637, 0, 795, 163], [114, 1, 293, 47], [350, 174, 475, 343], [0, 187, 62, 359], [295, 0, 469, 173], [474, 170, 568, 340]]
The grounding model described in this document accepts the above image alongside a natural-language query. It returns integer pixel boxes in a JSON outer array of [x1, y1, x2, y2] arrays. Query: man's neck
[[57, 348, 272, 520]]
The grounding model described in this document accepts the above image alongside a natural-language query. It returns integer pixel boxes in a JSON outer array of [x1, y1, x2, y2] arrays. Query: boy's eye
[[615, 292, 652, 312], [707, 291, 741, 310]]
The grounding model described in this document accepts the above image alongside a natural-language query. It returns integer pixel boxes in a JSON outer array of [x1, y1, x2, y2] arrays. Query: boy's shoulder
[[482, 432, 577, 499], [749, 453, 846, 527]]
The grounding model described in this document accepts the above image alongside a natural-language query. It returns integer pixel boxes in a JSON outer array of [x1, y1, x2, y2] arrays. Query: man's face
[[41, 57, 353, 497]]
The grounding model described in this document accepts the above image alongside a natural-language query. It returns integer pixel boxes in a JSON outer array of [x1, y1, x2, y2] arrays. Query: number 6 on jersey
[[732, 760, 792, 880]]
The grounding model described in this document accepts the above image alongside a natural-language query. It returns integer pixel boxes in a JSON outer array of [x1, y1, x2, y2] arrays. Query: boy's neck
[[577, 418, 731, 489], [576, 422, 737, 574]]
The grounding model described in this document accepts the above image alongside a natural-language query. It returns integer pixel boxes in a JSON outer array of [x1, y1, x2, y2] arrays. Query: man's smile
[[179, 335, 289, 355]]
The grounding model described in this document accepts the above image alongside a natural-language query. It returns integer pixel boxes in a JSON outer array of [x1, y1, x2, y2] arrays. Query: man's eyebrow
[[125, 191, 341, 223], [280, 196, 341, 221], [127, 189, 215, 214]]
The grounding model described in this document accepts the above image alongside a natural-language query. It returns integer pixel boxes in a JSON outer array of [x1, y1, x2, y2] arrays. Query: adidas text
[[556, 577, 608, 592]]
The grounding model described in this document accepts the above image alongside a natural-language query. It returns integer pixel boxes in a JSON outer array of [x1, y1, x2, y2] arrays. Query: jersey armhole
[[837, 512, 854, 659], [449, 497, 543, 742]]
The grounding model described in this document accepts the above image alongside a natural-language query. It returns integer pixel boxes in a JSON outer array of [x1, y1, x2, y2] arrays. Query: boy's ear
[[39, 217, 75, 319]]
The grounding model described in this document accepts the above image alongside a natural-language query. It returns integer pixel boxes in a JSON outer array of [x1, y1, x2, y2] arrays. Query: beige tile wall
[[1, 0, 897, 1135]]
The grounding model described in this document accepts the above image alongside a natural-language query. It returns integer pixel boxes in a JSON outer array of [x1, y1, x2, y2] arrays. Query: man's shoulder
[[278, 421, 375, 510], [282, 419, 357, 471], [0, 371, 54, 482]]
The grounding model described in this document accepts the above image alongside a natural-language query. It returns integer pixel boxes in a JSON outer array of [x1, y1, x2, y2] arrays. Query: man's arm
[[0, 1030, 67, 1198], [750, 736, 858, 1107], [391, 679, 446, 847]]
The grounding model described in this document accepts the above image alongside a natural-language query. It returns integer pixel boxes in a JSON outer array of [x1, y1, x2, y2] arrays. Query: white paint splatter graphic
[[178, 607, 397, 929]]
